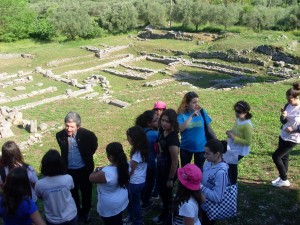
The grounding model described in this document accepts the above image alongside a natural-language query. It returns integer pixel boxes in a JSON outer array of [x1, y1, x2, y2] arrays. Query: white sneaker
[[272, 176, 281, 184], [272, 178, 290, 187]]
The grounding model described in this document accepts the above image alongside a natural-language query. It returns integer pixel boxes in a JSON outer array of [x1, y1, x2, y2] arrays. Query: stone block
[[14, 86, 26, 91], [30, 120, 37, 133], [108, 99, 131, 108]]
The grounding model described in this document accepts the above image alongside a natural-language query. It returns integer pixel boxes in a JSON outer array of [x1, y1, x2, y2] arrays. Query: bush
[[79, 24, 107, 39], [201, 25, 223, 33], [0, 32, 18, 42], [29, 19, 56, 40], [291, 30, 300, 37]]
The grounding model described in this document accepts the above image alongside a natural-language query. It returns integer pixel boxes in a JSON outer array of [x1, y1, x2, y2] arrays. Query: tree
[[0, 0, 36, 42], [242, 6, 277, 31], [49, 0, 94, 40], [280, 5, 300, 30], [216, 3, 242, 29], [98, 3, 138, 33], [134, 0, 167, 28]]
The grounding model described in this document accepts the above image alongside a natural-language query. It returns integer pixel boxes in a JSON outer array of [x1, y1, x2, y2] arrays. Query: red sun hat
[[177, 163, 202, 191]]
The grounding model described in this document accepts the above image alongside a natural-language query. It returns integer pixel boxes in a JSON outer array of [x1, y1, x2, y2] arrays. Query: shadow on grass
[[71, 179, 300, 225], [173, 69, 276, 89]]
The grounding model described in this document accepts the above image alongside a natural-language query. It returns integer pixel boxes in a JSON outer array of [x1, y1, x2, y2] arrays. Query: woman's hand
[[192, 109, 200, 117]]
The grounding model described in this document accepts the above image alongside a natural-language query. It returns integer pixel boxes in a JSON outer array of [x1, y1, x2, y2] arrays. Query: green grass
[[0, 30, 300, 225]]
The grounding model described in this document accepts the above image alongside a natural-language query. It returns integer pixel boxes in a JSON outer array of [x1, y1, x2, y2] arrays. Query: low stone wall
[[0, 71, 33, 81], [47, 54, 94, 67], [14, 87, 93, 111], [267, 67, 300, 79], [184, 62, 246, 77], [146, 56, 182, 65], [138, 30, 193, 41], [102, 68, 147, 80], [189, 51, 266, 66], [0, 87, 57, 104], [0, 76, 33, 88], [254, 45, 300, 65], [63, 54, 136, 76], [191, 59, 258, 74]]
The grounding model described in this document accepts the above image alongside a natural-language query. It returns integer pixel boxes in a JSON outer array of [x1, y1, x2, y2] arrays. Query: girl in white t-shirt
[[173, 163, 204, 225], [89, 142, 129, 225], [0, 141, 38, 202], [126, 126, 149, 225], [35, 149, 77, 225], [272, 82, 300, 187]]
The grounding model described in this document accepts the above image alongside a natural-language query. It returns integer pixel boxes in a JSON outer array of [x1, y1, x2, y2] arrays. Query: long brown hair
[[177, 91, 199, 114], [1, 141, 26, 169]]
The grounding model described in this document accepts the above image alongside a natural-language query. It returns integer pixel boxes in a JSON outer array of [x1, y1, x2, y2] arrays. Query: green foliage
[[280, 5, 300, 31], [98, 3, 138, 33], [29, 18, 56, 40], [79, 22, 107, 39], [217, 3, 242, 29], [241, 6, 278, 31], [0, 0, 36, 42], [134, 0, 167, 27], [292, 30, 300, 36], [49, 0, 95, 40]]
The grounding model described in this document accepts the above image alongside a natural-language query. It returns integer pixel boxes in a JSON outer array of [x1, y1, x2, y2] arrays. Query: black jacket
[[56, 127, 98, 173]]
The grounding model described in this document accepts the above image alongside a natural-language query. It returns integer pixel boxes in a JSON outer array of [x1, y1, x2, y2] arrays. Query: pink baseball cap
[[177, 164, 202, 190], [153, 101, 166, 110]]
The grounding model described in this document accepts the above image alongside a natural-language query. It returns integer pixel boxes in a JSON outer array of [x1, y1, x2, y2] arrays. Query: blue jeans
[[142, 167, 156, 205], [128, 182, 145, 225]]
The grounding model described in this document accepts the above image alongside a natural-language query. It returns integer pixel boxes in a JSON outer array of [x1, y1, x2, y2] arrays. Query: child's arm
[[89, 168, 107, 183], [167, 146, 179, 188], [129, 160, 138, 176], [183, 217, 194, 225], [234, 124, 253, 146], [30, 210, 46, 225]]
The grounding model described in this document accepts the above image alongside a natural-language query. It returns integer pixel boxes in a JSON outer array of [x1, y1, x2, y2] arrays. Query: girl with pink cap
[[173, 164, 205, 225]]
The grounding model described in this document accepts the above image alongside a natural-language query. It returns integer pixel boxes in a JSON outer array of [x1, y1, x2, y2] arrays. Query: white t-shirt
[[35, 174, 77, 224], [173, 197, 201, 225], [0, 165, 38, 202], [130, 151, 147, 184], [97, 165, 129, 217], [281, 104, 300, 143]]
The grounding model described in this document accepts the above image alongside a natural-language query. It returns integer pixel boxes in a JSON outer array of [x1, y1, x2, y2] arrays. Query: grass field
[[0, 29, 300, 225]]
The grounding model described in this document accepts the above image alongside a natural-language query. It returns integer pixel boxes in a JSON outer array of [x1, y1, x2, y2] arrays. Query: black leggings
[[228, 155, 244, 184], [101, 212, 123, 225], [272, 136, 297, 181]]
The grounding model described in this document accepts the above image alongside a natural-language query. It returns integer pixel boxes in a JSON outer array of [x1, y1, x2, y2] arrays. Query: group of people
[[0, 82, 299, 225]]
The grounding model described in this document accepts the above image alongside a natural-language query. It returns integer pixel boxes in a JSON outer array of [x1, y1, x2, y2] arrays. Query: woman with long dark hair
[[0, 167, 45, 225]]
